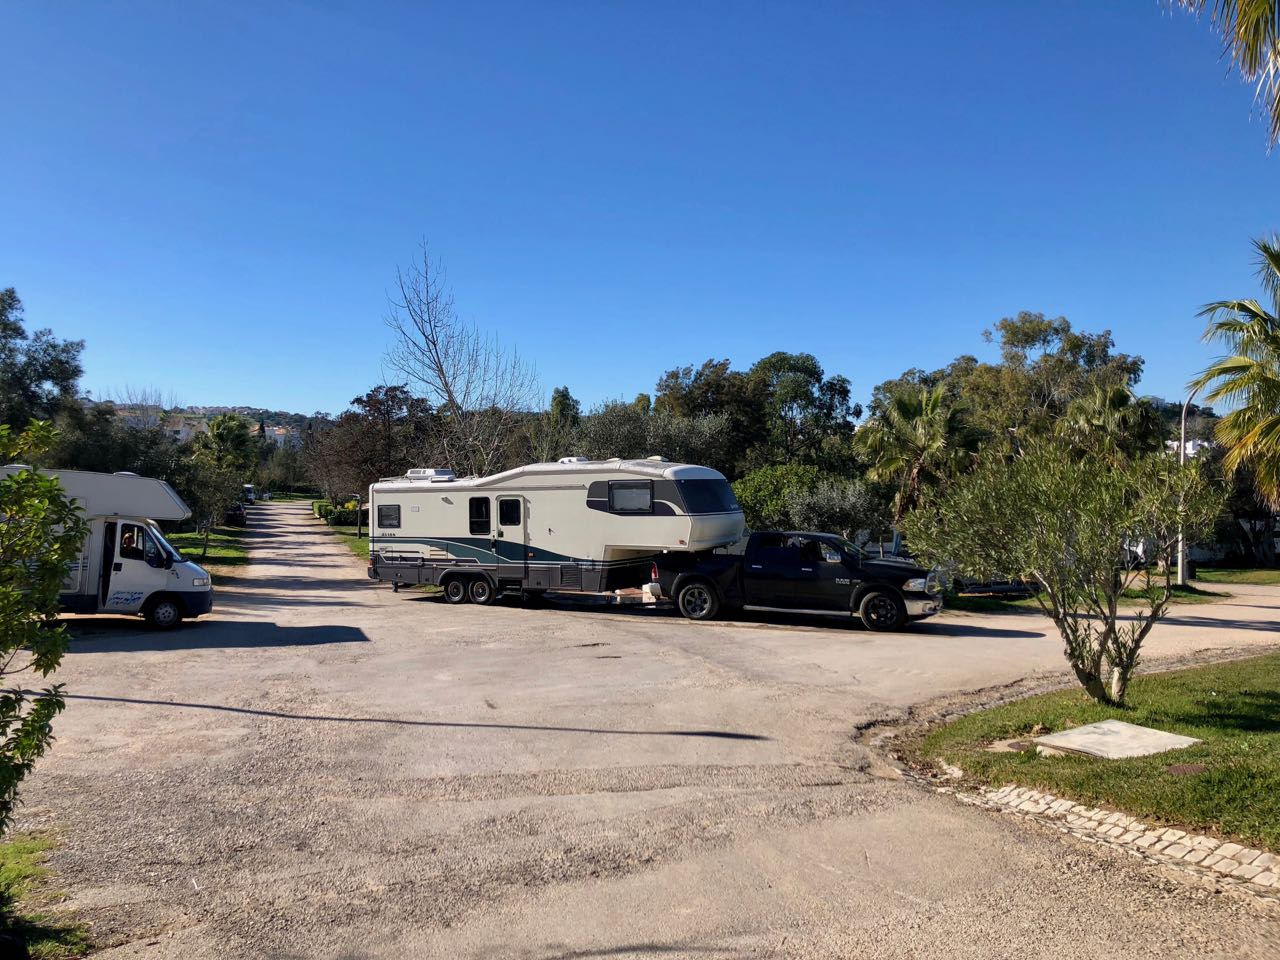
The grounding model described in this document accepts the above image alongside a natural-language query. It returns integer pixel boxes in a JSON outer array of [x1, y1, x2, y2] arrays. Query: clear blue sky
[[3, 1, 1276, 415]]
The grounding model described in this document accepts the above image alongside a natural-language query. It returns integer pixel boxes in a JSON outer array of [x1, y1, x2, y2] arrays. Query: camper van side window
[[469, 497, 491, 535], [499, 498, 521, 526], [608, 480, 653, 514], [377, 504, 401, 529]]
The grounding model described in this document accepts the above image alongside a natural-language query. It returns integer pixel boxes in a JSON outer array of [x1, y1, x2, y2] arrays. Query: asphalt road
[[21, 501, 1280, 959]]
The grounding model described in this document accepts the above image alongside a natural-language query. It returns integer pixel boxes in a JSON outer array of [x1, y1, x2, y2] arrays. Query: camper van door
[[102, 520, 169, 613]]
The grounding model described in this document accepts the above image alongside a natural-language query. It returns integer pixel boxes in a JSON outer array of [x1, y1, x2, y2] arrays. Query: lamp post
[[1177, 387, 1200, 586]]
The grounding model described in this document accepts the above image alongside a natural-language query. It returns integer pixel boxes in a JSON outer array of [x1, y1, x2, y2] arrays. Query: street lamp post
[[1177, 388, 1201, 586]]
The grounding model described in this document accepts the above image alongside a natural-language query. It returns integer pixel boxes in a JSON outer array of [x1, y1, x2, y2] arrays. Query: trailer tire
[[468, 577, 496, 605], [443, 577, 469, 604], [676, 580, 720, 621], [858, 589, 906, 632], [144, 597, 183, 631]]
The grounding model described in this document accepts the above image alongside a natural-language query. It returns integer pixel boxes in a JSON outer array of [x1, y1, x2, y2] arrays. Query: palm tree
[[1056, 384, 1164, 462], [857, 385, 978, 522], [1191, 235, 1280, 505], [1175, 1, 1280, 147]]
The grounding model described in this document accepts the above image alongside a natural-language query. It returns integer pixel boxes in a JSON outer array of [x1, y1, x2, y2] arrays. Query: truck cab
[[651, 531, 942, 631]]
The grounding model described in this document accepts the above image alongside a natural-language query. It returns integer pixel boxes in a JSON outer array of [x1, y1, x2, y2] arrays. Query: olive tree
[[902, 441, 1224, 705], [0, 422, 88, 836]]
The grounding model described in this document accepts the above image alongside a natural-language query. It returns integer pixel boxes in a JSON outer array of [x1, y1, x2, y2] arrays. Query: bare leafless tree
[[384, 245, 539, 476]]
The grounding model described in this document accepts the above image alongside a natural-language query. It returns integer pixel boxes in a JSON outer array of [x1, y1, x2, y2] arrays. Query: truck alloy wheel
[[468, 578, 495, 605], [444, 579, 469, 604], [859, 590, 905, 632], [677, 582, 719, 621]]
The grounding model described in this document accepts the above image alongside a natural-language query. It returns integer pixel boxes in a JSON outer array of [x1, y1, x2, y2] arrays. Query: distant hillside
[[170, 406, 314, 430]]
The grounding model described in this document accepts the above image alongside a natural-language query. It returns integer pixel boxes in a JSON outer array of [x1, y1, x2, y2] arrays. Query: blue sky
[[3, 1, 1277, 415]]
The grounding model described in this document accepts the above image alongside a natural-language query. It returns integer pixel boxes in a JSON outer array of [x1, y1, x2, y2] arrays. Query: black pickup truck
[[651, 531, 942, 631]]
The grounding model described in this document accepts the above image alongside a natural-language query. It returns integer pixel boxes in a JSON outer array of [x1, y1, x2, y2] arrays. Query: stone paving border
[[941, 783, 1280, 903]]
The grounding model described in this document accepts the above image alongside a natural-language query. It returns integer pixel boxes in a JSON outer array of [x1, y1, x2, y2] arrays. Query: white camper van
[[2, 467, 215, 629], [366, 457, 745, 603]]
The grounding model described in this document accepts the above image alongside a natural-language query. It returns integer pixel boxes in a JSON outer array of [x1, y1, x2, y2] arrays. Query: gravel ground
[[17, 500, 1280, 959]]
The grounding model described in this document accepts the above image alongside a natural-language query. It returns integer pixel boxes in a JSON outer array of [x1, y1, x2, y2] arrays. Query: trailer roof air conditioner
[[406, 468, 456, 482]]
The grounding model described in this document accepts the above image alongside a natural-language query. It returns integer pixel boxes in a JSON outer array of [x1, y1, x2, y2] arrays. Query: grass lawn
[[168, 526, 249, 572], [327, 524, 370, 560], [1196, 567, 1280, 586], [946, 582, 1227, 614], [0, 834, 91, 958], [919, 652, 1280, 851]]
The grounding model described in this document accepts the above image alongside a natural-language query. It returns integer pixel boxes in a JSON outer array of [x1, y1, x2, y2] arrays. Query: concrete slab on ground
[[1035, 719, 1201, 759]]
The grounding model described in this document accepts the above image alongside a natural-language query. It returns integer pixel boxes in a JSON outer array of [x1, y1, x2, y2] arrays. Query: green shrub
[[312, 500, 332, 519], [327, 508, 359, 525]]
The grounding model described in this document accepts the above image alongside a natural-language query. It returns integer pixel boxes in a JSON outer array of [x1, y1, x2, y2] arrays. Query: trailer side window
[[609, 480, 653, 514], [469, 497, 491, 535], [499, 498, 521, 526], [377, 504, 401, 529]]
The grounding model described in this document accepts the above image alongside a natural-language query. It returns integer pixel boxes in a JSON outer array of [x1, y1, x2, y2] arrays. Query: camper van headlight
[[191, 576, 210, 587]]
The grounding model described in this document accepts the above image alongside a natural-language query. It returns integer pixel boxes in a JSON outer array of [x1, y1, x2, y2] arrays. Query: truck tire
[[468, 577, 496, 605], [676, 580, 720, 621], [859, 589, 906, 632], [443, 577, 469, 604], [144, 597, 183, 631]]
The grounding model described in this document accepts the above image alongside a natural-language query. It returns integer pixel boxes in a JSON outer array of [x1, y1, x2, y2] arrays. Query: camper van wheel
[[443, 578, 469, 604], [676, 581, 719, 621], [468, 577, 496, 605], [144, 597, 183, 630]]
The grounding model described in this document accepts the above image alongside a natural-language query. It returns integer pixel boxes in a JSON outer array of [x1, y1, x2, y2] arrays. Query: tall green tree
[[0, 288, 85, 429], [1191, 235, 1280, 505], [856, 385, 978, 522], [0, 422, 89, 837], [1056, 385, 1166, 462], [1175, 0, 1280, 147]]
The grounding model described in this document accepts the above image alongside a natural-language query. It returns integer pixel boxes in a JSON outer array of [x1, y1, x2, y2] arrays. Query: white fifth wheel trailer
[[366, 457, 745, 603], [1, 466, 215, 629]]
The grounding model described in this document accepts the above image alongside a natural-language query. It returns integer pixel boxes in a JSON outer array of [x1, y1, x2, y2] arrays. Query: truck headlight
[[191, 577, 210, 587], [904, 577, 928, 593]]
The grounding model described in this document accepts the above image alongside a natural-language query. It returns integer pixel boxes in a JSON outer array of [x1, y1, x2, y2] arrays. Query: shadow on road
[[54, 693, 771, 740], [64, 620, 369, 652]]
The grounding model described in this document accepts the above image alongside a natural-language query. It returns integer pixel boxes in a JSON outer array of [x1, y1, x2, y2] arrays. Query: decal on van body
[[106, 591, 146, 608]]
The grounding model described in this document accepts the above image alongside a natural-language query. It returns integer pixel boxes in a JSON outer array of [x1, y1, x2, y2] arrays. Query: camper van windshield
[[146, 522, 184, 562], [675, 479, 740, 514]]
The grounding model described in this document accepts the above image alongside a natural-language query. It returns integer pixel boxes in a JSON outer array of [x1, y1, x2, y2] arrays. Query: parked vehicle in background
[[0, 467, 214, 629], [242, 483, 256, 504], [651, 530, 942, 631], [224, 501, 247, 527], [367, 456, 744, 603]]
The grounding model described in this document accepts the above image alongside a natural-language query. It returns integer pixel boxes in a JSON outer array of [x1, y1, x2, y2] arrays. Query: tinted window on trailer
[[675, 479, 740, 514], [469, 497, 491, 534], [609, 480, 653, 514], [499, 499, 521, 526], [377, 504, 401, 529]]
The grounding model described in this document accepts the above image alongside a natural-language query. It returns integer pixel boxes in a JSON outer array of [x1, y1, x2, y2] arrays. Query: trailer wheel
[[468, 577, 496, 605], [676, 580, 719, 621], [144, 597, 183, 631], [859, 589, 906, 632], [443, 578, 469, 604]]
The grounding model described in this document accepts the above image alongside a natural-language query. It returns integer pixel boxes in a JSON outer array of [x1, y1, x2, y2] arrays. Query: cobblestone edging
[[946, 783, 1280, 901]]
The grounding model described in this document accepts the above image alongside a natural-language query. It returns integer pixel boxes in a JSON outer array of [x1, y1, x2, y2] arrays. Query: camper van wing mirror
[[164, 554, 174, 570]]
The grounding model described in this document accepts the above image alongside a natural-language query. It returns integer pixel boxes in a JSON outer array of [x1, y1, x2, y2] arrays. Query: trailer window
[[499, 498, 521, 526], [469, 497, 491, 535], [377, 504, 401, 529], [675, 479, 740, 514], [609, 480, 653, 514]]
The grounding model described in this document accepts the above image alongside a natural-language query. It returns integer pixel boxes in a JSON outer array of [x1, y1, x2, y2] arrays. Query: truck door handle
[[113, 562, 122, 572], [801, 567, 814, 572], [749, 564, 762, 569]]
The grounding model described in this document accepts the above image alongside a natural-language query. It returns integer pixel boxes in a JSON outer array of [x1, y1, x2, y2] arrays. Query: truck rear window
[[676, 479, 740, 514]]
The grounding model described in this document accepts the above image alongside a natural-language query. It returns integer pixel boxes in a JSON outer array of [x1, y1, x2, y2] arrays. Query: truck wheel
[[859, 589, 906, 632], [443, 578, 469, 604], [144, 597, 183, 631], [676, 581, 719, 621], [468, 577, 496, 605]]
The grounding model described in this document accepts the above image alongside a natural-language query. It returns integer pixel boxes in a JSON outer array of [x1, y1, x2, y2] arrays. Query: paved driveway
[[23, 501, 1280, 958]]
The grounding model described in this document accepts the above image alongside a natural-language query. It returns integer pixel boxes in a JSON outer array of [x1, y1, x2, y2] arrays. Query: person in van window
[[120, 527, 144, 561]]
